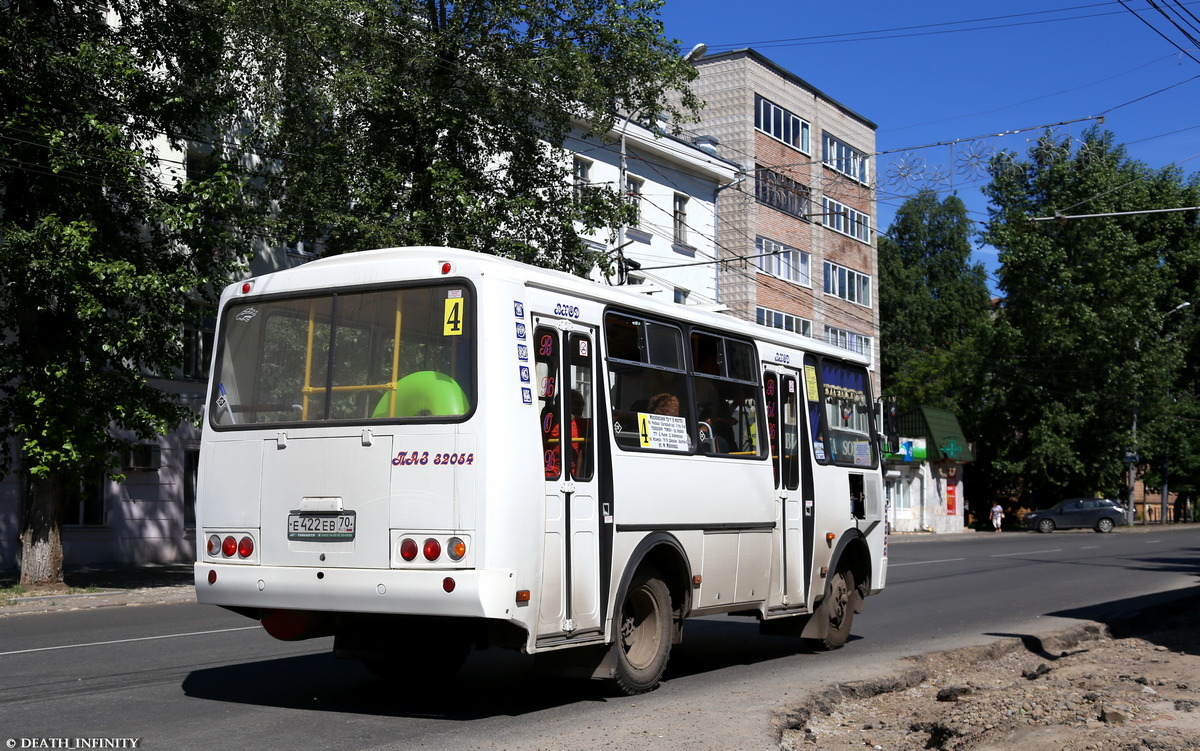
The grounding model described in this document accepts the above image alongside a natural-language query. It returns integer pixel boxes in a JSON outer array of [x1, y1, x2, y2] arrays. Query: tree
[[224, 0, 701, 275], [0, 2, 250, 584], [981, 128, 1200, 504], [878, 189, 991, 414]]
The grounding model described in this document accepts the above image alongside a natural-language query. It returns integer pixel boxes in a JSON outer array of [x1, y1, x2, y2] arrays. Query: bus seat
[[372, 371, 469, 418]]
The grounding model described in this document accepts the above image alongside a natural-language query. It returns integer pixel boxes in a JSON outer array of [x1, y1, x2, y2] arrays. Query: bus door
[[765, 368, 808, 609], [534, 321, 602, 641]]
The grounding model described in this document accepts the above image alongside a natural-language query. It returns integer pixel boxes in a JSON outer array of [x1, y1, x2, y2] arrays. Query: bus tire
[[813, 568, 857, 651], [613, 569, 673, 695]]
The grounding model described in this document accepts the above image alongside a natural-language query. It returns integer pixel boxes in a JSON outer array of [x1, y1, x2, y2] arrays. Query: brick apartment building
[[678, 49, 880, 387]]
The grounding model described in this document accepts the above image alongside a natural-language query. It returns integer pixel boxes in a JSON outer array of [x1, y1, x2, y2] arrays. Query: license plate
[[287, 512, 356, 541]]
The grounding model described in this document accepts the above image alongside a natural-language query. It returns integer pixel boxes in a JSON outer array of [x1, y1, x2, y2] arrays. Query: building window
[[821, 197, 872, 243], [626, 174, 644, 226], [823, 260, 872, 307], [825, 325, 873, 358], [182, 313, 215, 380], [755, 236, 810, 286], [673, 193, 688, 245], [756, 306, 812, 337], [63, 476, 106, 527], [822, 133, 869, 184], [573, 157, 592, 203], [756, 165, 811, 220], [674, 287, 689, 305], [754, 94, 811, 153]]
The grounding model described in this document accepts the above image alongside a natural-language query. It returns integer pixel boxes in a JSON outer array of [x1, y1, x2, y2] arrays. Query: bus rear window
[[210, 285, 473, 427]]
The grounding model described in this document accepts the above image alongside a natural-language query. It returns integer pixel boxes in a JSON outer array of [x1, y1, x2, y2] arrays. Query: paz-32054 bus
[[195, 246, 889, 694]]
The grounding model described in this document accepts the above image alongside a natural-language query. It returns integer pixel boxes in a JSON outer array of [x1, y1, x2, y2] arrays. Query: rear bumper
[[194, 563, 518, 620]]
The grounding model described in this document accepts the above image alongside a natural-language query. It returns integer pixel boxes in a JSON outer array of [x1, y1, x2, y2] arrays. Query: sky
[[656, 0, 1200, 291]]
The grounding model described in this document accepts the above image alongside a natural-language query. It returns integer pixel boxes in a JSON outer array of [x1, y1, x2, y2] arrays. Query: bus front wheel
[[613, 569, 673, 695]]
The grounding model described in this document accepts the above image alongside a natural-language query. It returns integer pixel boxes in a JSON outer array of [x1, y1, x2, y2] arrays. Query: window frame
[[755, 236, 811, 286], [756, 306, 813, 338], [755, 165, 812, 220], [603, 310, 766, 460], [209, 281, 477, 430], [754, 94, 811, 154], [822, 260, 872, 308], [821, 197, 872, 244], [821, 132, 870, 184]]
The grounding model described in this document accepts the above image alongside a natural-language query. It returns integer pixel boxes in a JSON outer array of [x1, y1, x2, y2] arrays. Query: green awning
[[895, 406, 974, 463]]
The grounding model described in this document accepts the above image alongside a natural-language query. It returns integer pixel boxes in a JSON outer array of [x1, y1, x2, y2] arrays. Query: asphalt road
[[2, 526, 1198, 750]]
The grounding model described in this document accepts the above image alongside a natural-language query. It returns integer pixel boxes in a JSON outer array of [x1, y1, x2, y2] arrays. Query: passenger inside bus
[[544, 389, 585, 478]]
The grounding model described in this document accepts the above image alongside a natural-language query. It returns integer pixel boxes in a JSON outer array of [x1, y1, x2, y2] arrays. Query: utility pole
[[1127, 403, 1137, 527]]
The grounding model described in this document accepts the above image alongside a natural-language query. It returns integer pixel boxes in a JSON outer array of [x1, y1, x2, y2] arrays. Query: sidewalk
[[0, 562, 196, 617]]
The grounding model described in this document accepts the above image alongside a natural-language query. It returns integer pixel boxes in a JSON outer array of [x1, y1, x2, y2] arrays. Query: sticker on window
[[637, 412, 691, 451], [444, 297, 464, 336]]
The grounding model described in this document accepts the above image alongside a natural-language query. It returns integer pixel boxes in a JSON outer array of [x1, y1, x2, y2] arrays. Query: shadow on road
[[181, 615, 837, 717], [985, 585, 1200, 659]]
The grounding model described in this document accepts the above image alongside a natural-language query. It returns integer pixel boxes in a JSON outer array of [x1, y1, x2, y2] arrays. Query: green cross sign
[[940, 438, 963, 460]]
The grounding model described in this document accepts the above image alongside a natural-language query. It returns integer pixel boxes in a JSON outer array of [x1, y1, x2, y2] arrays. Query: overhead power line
[[1031, 205, 1200, 221]]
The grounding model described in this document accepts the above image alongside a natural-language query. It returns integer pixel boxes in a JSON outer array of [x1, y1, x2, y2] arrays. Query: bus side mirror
[[880, 395, 900, 455]]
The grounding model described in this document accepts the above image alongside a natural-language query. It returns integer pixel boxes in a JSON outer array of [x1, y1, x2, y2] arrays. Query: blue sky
[[657, 0, 1200, 291]]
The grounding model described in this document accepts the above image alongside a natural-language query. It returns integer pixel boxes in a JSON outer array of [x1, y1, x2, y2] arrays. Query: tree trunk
[[20, 471, 67, 586]]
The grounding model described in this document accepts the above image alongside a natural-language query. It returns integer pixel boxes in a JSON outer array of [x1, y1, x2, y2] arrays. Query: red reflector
[[442, 577, 456, 593], [208, 570, 217, 585], [222, 536, 237, 557], [423, 538, 441, 561], [400, 538, 418, 562], [238, 536, 254, 558]]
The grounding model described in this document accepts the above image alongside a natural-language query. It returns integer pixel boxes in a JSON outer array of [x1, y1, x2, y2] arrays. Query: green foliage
[[0, 2, 249, 488], [879, 189, 991, 413], [981, 128, 1200, 501], [226, 0, 698, 275]]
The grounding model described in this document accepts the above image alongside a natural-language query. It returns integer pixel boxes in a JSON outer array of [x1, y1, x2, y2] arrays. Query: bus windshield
[[209, 284, 474, 427]]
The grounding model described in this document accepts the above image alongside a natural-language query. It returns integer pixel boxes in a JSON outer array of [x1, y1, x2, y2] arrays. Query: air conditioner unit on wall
[[124, 444, 162, 471]]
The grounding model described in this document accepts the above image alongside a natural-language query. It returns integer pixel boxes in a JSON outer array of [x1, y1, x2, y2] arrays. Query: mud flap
[[533, 643, 615, 680]]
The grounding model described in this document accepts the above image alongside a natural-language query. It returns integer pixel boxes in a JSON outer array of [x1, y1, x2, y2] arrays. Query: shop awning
[[895, 406, 974, 463]]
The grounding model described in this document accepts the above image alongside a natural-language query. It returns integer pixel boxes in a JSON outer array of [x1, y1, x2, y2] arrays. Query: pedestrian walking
[[990, 502, 1004, 532]]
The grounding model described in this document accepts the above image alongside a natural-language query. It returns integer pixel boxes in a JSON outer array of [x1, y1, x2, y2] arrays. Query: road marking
[[991, 549, 1061, 557], [0, 625, 261, 657], [889, 557, 966, 567], [1081, 546, 1099, 549]]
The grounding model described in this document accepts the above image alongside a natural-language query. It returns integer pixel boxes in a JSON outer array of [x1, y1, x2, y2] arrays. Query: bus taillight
[[423, 538, 442, 561], [399, 538, 418, 561], [221, 536, 237, 557], [447, 537, 466, 561], [207, 535, 221, 556], [238, 536, 255, 558]]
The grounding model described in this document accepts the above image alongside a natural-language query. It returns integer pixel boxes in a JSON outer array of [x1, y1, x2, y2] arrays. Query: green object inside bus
[[372, 370, 469, 418]]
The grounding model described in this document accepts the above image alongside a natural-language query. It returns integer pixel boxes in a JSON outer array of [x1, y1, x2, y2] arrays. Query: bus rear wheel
[[613, 570, 673, 695], [813, 568, 857, 651]]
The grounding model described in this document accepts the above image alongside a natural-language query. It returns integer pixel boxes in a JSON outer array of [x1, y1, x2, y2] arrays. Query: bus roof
[[226, 246, 873, 368]]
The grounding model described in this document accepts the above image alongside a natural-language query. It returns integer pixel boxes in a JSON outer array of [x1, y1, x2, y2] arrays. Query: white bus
[[195, 246, 889, 694]]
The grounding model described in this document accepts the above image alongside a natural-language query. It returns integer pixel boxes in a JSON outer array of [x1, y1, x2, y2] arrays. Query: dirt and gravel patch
[[776, 593, 1200, 751]]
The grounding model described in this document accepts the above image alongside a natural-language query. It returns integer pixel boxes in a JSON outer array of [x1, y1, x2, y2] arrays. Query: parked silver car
[[1024, 498, 1127, 533]]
